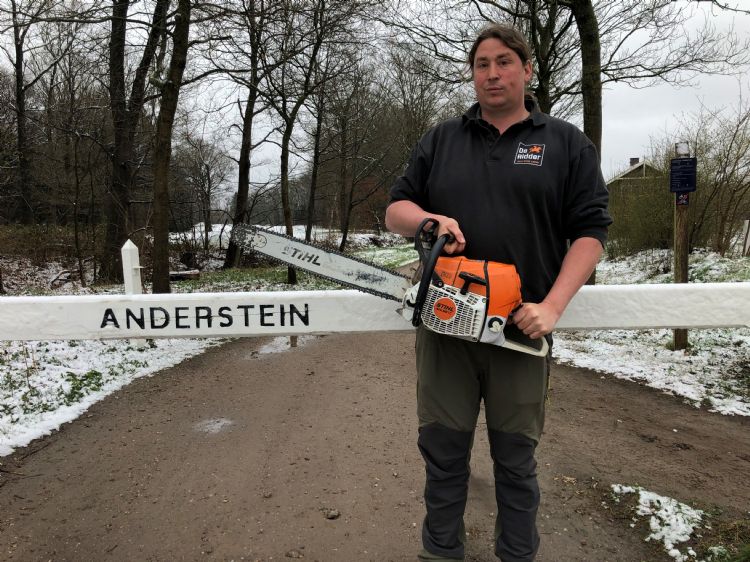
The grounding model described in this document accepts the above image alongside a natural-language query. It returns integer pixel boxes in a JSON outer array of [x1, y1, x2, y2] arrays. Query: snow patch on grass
[[612, 484, 705, 562], [0, 338, 225, 456]]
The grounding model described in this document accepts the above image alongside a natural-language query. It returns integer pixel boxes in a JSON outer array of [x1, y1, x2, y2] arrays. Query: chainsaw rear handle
[[411, 230, 451, 327], [414, 217, 455, 261], [414, 216, 454, 289]]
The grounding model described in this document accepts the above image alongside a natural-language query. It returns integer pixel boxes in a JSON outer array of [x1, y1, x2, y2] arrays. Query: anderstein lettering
[[100, 304, 310, 331]]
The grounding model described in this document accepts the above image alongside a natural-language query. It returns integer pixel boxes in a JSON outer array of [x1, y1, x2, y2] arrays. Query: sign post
[[670, 143, 697, 351]]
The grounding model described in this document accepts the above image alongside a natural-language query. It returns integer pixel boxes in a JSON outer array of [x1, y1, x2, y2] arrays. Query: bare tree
[[296, 42, 465, 244], [668, 103, 750, 256], [151, 0, 192, 294], [560, 0, 601, 152], [32, 9, 107, 282], [262, 0, 373, 282], [383, 41, 460, 156], [0, 0, 75, 223], [172, 124, 232, 252], [327, 60, 401, 250], [301, 50, 339, 242], [0, 70, 17, 208], [201, 0, 282, 269], [102, 0, 170, 282]]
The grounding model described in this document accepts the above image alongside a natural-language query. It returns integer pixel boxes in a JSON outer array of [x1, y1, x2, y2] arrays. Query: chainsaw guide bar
[[233, 225, 413, 303]]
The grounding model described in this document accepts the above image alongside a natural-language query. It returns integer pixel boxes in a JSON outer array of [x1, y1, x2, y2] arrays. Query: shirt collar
[[463, 98, 547, 129]]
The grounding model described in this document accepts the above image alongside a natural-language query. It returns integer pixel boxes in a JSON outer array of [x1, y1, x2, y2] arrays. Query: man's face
[[472, 38, 532, 115]]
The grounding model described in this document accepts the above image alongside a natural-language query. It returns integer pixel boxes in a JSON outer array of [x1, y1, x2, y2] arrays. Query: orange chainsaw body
[[433, 256, 523, 319], [412, 255, 525, 347]]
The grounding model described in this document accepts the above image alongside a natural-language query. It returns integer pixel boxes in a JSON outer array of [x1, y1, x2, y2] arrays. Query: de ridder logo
[[514, 143, 545, 166]]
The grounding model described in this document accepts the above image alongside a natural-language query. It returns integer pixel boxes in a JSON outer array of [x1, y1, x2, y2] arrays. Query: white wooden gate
[[0, 241, 748, 341]]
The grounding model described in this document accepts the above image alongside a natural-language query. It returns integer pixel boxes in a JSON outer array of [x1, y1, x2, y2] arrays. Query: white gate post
[[743, 219, 749, 257], [121, 240, 147, 347]]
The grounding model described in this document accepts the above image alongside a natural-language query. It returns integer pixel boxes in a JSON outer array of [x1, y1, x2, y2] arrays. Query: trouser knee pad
[[418, 423, 474, 559]]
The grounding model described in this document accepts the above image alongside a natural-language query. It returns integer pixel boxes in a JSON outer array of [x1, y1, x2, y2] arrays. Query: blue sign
[[670, 157, 697, 193]]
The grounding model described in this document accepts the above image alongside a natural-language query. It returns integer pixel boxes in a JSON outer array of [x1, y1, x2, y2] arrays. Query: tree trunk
[[567, 0, 602, 154], [567, 0, 601, 285], [280, 122, 297, 285], [204, 164, 212, 253], [102, 0, 133, 282], [102, 0, 170, 283], [12, 5, 32, 224], [224, 89, 257, 268], [305, 95, 325, 243], [337, 115, 349, 245], [151, 0, 191, 294], [223, 0, 264, 269], [339, 200, 352, 251], [530, 2, 557, 115], [72, 136, 86, 287]]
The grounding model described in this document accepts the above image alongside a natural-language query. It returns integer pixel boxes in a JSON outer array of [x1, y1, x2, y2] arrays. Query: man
[[385, 24, 611, 562]]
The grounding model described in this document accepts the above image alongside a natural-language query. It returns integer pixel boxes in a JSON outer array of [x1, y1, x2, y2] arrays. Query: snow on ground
[[168, 222, 232, 249], [553, 328, 750, 416], [553, 248, 750, 417], [0, 338, 225, 456], [611, 484, 706, 562], [257, 335, 317, 355], [0, 334, 320, 457], [0, 232, 411, 456]]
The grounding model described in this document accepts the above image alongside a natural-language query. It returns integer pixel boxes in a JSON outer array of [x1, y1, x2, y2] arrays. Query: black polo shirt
[[389, 102, 612, 303]]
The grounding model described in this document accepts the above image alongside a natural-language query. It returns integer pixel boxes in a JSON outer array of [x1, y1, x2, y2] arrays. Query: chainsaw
[[233, 219, 548, 357]]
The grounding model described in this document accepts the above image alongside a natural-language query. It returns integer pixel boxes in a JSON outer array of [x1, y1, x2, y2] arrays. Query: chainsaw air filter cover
[[421, 256, 523, 345]]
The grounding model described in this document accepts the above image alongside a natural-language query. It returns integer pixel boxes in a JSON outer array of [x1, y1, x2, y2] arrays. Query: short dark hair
[[468, 23, 532, 70]]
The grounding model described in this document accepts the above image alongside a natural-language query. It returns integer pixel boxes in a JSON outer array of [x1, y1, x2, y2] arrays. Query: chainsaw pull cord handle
[[411, 232, 451, 327]]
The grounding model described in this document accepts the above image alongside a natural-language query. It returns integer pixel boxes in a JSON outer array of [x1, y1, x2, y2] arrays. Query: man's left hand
[[510, 302, 561, 340]]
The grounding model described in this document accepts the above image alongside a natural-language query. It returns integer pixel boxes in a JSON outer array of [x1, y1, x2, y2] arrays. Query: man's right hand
[[385, 201, 466, 254], [435, 216, 466, 255]]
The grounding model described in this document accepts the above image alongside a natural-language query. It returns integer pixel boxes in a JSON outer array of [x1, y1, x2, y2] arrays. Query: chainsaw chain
[[232, 224, 410, 303]]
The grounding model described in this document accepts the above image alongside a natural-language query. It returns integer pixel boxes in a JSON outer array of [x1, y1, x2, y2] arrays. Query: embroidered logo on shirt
[[514, 143, 545, 166]]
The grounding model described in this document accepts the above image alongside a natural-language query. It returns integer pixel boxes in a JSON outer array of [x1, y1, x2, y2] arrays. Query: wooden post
[[671, 142, 695, 352], [121, 240, 147, 348], [673, 195, 689, 351], [743, 219, 750, 257]]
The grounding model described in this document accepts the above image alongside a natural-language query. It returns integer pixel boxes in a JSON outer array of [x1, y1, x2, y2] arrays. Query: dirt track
[[1, 332, 749, 562]]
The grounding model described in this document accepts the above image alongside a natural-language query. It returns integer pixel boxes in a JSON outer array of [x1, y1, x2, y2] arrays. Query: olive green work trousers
[[415, 327, 549, 562]]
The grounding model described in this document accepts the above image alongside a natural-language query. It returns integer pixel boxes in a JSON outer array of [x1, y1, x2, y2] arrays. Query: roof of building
[[607, 160, 662, 184]]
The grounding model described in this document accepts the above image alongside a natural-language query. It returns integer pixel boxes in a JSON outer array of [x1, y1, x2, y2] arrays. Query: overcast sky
[[599, 2, 750, 179]]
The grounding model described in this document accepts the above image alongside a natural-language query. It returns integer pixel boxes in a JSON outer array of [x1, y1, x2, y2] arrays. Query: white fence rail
[[0, 241, 748, 342]]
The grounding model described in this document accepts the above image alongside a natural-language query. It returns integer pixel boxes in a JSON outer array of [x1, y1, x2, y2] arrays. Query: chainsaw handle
[[411, 232, 451, 327], [414, 217, 455, 262], [414, 218, 438, 262]]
